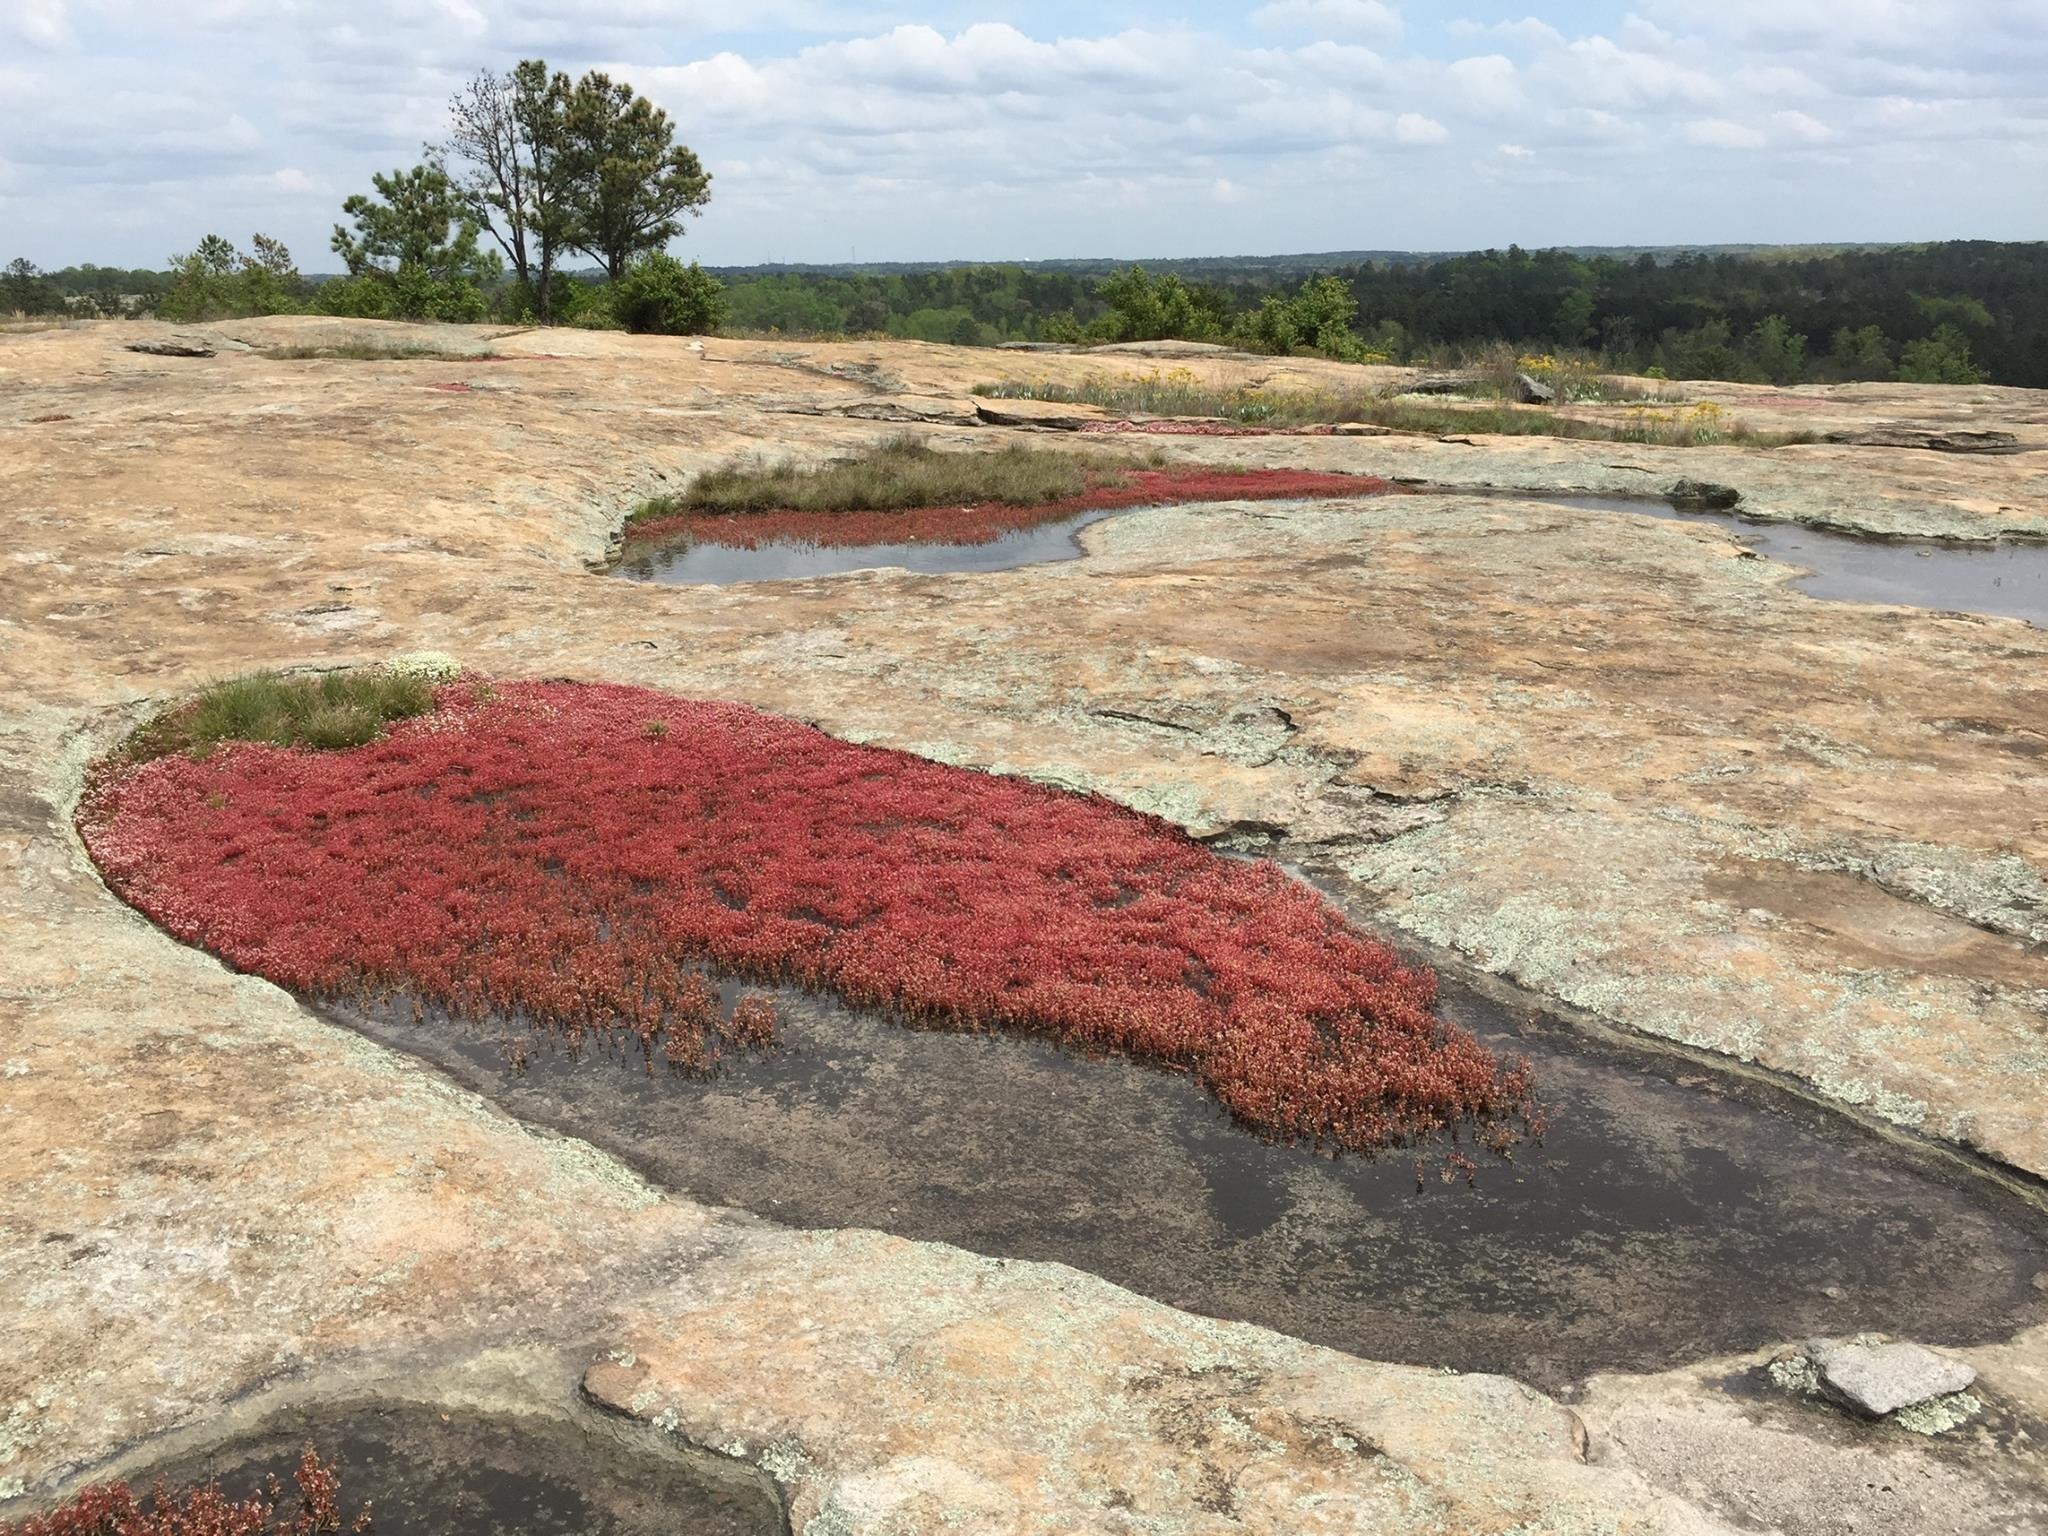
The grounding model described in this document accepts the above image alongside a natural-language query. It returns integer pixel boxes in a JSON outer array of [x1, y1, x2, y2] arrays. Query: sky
[[4, 1, 2045, 270]]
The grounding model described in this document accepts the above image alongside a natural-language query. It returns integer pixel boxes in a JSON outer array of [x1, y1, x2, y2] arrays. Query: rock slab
[[127, 336, 216, 357], [1811, 1341, 1977, 1418]]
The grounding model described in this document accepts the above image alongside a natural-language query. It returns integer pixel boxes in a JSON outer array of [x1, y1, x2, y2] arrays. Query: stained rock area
[[3, 317, 2047, 1534]]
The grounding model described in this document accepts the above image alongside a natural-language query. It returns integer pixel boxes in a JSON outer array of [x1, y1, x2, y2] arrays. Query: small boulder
[[1810, 1340, 1976, 1419], [1514, 372, 1556, 405], [1406, 375, 1469, 396], [1667, 478, 1742, 510]]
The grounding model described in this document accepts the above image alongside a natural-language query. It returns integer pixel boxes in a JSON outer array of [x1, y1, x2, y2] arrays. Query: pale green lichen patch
[[1894, 1392, 1983, 1437], [1768, 1356, 1820, 1395], [387, 650, 463, 681], [758, 1437, 814, 1484]]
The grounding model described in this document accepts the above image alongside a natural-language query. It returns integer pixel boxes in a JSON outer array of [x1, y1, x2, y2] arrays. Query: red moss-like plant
[[1, 1450, 363, 1536], [626, 466, 1399, 551], [79, 682, 1535, 1157]]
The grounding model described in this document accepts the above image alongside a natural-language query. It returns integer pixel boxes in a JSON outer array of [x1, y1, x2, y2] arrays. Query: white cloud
[[1449, 54, 1523, 115], [1, 1, 2043, 266], [1543, 35, 1719, 109], [1772, 110, 1836, 143], [1448, 17, 1565, 50], [1393, 112, 1448, 144], [7, 0, 71, 46], [1251, 0, 1403, 44], [1684, 118, 1769, 149]]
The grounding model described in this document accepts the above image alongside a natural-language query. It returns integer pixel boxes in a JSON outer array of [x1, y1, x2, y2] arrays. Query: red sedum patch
[[625, 466, 1401, 551], [79, 681, 1534, 1156], [1, 1449, 359, 1536]]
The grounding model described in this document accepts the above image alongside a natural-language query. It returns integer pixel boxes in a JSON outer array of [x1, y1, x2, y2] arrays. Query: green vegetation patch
[[629, 436, 1133, 523], [975, 374, 1813, 448], [119, 668, 438, 766]]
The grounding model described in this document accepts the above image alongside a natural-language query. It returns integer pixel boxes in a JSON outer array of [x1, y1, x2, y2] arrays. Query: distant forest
[[8, 240, 2043, 388], [701, 242, 2045, 387]]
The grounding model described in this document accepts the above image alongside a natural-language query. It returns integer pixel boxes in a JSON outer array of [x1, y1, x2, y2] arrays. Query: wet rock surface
[[125, 1402, 781, 1536], [332, 978, 2048, 1393], [4, 316, 2047, 1533]]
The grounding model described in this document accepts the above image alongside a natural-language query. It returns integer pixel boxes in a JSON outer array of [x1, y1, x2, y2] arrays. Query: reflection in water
[[617, 508, 1119, 584], [330, 974, 2048, 1389], [616, 491, 2048, 629], [1542, 495, 2045, 628]]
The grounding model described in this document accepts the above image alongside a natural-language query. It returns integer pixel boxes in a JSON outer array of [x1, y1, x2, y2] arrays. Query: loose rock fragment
[[1809, 1339, 1977, 1419], [126, 336, 216, 358], [1667, 478, 1742, 509]]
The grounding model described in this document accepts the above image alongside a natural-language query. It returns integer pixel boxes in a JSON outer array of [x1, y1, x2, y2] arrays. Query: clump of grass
[[628, 435, 1131, 524], [260, 343, 499, 362], [975, 371, 1811, 447], [118, 668, 437, 766]]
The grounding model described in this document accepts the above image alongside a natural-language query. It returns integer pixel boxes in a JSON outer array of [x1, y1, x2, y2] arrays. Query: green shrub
[[1897, 324, 1985, 385], [611, 253, 727, 335], [310, 274, 396, 320], [560, 278, 624, 330], [1091, 265, 1231, 343]]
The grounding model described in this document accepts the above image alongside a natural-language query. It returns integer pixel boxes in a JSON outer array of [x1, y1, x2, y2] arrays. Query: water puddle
[[1496, 493, 2048, 629], [115, 1402, 779, 1536], [616, 507, 1119, 585], [328, 974, 2048, 1392], [615, 488, 2048, 628]]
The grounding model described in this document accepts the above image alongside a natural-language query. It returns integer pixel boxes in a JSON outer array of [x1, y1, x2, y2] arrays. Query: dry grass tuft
[[630, 435, 1152, 523]]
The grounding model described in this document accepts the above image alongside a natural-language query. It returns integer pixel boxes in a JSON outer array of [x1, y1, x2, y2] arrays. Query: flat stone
[[127, 335, 216, 357], [1810, 1340, 1977, 1418], [1084, 339, 1236, 358], [971, 396, 1114, 429], [833, 396, 980, 426], [1827, 427, 2021, 455]]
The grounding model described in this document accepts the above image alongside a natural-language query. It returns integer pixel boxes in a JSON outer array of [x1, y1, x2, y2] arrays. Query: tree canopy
[[437, 58, 711, 317], [565, 72, 712, 281], [328, 164, 500, 321]]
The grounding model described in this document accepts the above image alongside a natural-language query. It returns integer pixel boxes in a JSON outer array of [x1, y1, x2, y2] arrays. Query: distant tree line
[[11, 200, 2043, 386], [704, 241, 2041, 386]]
